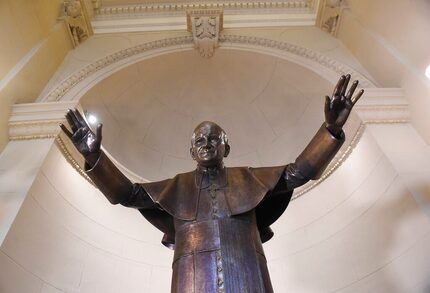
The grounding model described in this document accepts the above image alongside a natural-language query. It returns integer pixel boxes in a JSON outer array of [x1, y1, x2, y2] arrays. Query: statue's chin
[[196, 159, 223, 168]]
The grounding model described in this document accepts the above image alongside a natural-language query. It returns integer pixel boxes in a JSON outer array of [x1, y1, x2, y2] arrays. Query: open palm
[[325, 74, 364, 136], [60, 109, 103, 167]]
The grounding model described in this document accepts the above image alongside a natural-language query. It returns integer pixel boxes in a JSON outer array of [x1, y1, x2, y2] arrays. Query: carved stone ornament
[[60, 0, 92, 48], [317, 0, 346, 36], [187, 9, 223, 58], [91, 0, 101, 13]]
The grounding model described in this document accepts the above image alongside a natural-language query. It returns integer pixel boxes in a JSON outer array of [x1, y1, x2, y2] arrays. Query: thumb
[[325, 95, 331, 112], [96, 123, 103, 143]]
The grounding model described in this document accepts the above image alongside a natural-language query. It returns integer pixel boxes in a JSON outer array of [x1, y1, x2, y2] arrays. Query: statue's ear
[[224, 144, 230, 157], [190, 147, 196, 160]]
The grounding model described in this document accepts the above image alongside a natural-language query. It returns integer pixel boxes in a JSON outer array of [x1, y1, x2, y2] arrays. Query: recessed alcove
[[79, 48, 357, 182]]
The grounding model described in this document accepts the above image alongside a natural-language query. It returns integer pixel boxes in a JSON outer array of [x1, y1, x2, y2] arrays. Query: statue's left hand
[[60, 109, 102, 167], [324, 74, 364, 137]]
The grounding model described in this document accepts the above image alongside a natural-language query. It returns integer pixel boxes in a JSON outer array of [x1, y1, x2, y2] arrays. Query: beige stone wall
[[0, 0, 64, 80], [0, 0, 73, 152], [336, 0, 430, 144]]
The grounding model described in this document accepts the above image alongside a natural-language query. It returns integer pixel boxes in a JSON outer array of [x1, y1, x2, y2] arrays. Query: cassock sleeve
[[85, 151, 157, 209], [252, 124, 344, 243], [282, 123, 345, 192], [86, 151, 175, 248]]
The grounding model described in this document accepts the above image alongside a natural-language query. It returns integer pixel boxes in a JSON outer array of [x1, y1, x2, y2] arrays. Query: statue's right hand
[[60, 109, 102, 167]]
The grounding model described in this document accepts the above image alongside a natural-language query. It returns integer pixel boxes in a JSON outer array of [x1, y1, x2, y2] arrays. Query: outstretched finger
[[60, 124, 73, 138], [66, 110, 79, 132], [333, 75, 346, 97], [341, 74, 351, 96], [325, 95, 331, 112], [96, 123, 103, 144], [352, 89, 364, 105], [73, 109, 88, 128], [346, 80, 359, 100]]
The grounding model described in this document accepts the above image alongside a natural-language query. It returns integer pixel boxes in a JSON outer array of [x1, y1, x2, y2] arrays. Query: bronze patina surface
[[61, 74, 363, 292]]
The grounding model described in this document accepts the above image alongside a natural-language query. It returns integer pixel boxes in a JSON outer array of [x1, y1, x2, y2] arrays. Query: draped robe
[[86, 124, 344, 292]]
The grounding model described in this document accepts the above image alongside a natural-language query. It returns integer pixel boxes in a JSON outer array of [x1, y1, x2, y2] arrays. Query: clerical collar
[[195, 164, 227, 189]]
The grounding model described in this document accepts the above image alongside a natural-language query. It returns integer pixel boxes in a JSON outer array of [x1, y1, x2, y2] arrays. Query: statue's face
[[190, 121, 230, 167]]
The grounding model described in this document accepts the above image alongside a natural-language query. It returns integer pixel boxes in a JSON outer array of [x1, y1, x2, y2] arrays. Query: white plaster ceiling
[[80, 48, 343, 181]]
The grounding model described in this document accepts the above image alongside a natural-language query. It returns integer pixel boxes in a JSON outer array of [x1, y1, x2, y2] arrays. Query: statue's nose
[[203, 138, 210, 146]]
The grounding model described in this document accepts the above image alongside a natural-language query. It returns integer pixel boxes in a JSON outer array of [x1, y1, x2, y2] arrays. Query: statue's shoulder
[[226, 165, 286, 188], [142, 170, 195, 197], [174, 169, 195, 179]]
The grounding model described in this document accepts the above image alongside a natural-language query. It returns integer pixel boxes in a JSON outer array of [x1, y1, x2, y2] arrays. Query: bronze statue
[[61, 74, 363, 293]]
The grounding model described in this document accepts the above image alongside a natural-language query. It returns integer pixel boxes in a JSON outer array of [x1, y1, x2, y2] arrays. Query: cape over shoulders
[[140, 165, 293, 248]]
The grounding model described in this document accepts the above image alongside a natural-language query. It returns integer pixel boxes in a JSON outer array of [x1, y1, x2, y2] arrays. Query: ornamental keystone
[[187, 9, 223, 58]]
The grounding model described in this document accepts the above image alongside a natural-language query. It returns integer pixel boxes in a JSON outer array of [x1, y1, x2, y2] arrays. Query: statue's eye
[[195, 138, 205, 145], [209, 136, 219, 144]]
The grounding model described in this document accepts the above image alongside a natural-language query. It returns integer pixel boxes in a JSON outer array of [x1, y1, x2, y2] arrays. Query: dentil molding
[[91, 0, 316, 33], [97, 1, 311, 15]]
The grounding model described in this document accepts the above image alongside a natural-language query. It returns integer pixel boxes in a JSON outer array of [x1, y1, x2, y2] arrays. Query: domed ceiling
[[79, 49, 359, 183]]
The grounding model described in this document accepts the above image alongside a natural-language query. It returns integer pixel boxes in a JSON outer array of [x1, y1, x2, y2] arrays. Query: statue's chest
[[196, 184, 231, 221]]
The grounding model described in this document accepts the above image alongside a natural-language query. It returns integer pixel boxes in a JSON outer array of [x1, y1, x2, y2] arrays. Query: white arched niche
[[76, 48, 363, 183]]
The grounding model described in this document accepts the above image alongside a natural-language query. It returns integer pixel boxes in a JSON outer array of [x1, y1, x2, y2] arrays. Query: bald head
[[191, 121, 227, 145], [190, 121, 230, 167]]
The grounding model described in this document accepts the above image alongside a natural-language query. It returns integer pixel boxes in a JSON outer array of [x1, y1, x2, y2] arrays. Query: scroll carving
[[187, 9, 223, 58], [318, 0, 346, 36], [60, 0, 92, 47]]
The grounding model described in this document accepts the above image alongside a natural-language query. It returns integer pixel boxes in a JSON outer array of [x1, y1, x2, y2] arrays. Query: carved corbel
[[91, 0, 101, 13], [60, 0, 93, 48], [317, 0, 347, 36], [187, 9, 223, 58]]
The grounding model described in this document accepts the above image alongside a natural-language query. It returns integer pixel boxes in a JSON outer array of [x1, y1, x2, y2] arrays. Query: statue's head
[[190, 121, 230, 168]]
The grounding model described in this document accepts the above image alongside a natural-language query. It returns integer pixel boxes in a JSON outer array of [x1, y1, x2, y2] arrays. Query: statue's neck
[[195, 163, 227, 189], [196, 163, 224, 174]]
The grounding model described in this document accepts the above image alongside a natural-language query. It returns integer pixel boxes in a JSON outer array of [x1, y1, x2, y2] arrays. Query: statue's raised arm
[[60, 109, 156, 209], [283, 74, 364, 191]]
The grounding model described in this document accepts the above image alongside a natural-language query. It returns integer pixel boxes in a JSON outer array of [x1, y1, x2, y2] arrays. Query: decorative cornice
[[41, 34, 375, 102], [8, 101, 78, 140], [96, 1, 311, 16], [91, 1, 316, 33], [353, 88, 409, 123], [9, 121, 63, 141]]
